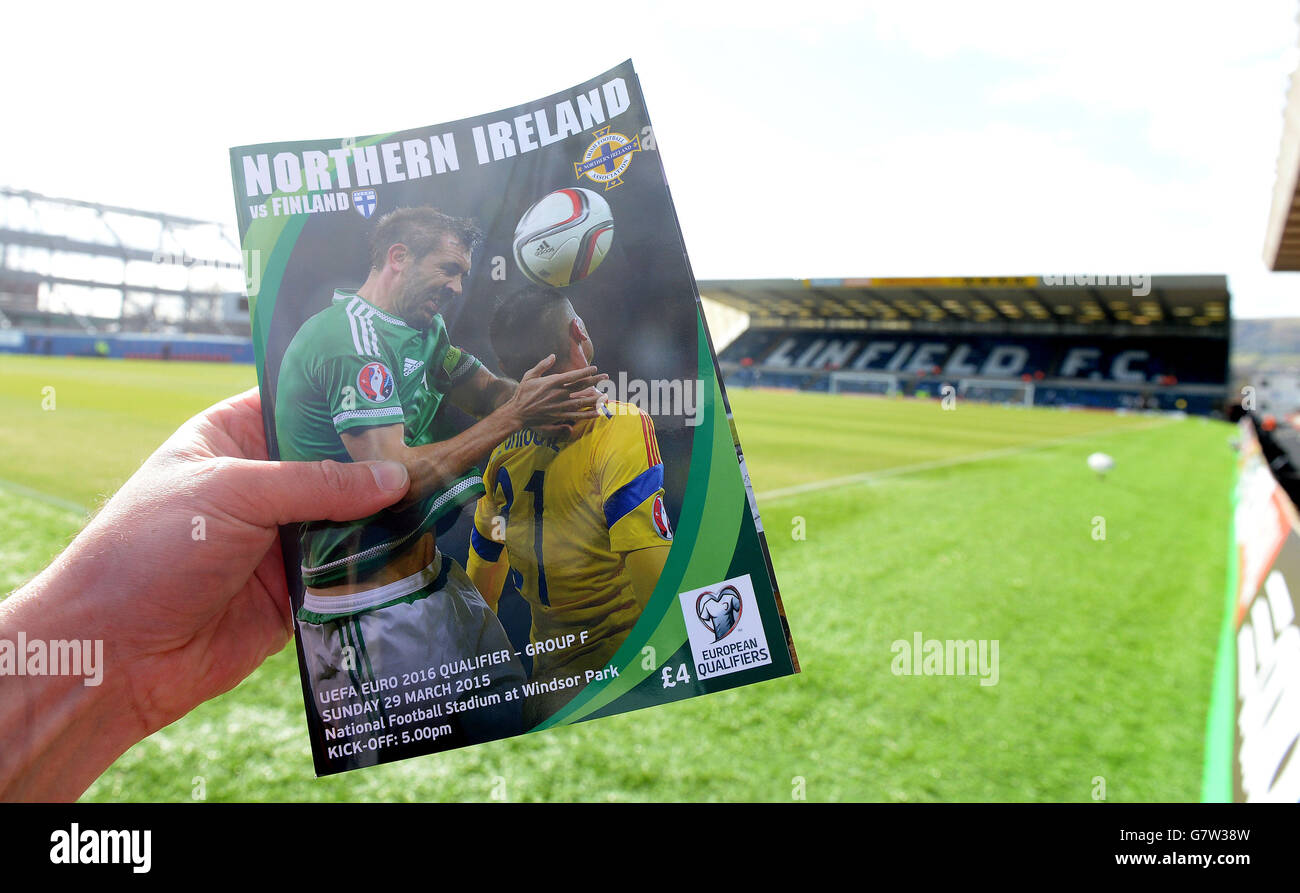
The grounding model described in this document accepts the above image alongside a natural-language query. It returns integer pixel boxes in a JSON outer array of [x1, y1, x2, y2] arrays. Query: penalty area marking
[[0, 477, 89, 516], [756, 417, 1178, 503]]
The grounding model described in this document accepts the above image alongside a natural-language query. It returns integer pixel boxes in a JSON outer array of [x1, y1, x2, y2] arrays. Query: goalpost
[[828, 370, 901, 396], [957, 377, 1035, 407], [782, 369, 1037, 407]]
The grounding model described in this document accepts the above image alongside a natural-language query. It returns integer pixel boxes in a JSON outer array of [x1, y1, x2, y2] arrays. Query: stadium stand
[[704, 275, 1231, 416], [0, 187, 251, 362]]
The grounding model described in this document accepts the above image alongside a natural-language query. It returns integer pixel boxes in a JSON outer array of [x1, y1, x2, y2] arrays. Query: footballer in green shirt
[[273, 207, 605, 766]]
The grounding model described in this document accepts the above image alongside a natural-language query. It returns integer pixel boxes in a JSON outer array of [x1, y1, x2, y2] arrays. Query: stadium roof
[[698, 275, 1229, 331], [1266, 32, 1300, 271], [0, 187, 245, 333]]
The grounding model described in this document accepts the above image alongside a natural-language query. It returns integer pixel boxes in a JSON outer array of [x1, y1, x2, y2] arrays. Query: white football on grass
[[1087, 452, 1115, 474]]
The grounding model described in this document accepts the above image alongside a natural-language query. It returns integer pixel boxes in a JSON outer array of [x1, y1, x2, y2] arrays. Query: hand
[[504, 354, 608, 433], [0, 387, 411, 800], [533, 385, 608, 439]]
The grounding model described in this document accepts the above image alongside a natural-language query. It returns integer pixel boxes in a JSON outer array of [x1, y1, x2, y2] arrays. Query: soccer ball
[[513, 187, 614, 288], [1087, 452, 1115, 475]]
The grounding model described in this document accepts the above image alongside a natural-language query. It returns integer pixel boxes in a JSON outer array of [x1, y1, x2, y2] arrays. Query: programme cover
[[228, 60, 798, 776]]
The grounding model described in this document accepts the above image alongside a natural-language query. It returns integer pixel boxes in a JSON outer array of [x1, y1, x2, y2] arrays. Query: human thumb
[[227, 458, 410, 525]]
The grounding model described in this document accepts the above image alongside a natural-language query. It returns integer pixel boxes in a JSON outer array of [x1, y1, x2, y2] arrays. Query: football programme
[[6, 27, 1300, 816], [227, 61, 799, 774]]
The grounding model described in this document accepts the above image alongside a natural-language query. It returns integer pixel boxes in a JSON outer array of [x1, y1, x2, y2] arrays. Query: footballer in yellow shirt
[[468, 286, 672, 726]]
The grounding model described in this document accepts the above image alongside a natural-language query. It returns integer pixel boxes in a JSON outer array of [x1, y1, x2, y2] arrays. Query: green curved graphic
[[237, 134, 393, 377], [536, 313, 745, 729]]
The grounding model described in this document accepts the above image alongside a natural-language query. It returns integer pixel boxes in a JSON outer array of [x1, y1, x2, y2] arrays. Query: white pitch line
[[0, 477, 89, 516], [755, 417, 1177, 503]]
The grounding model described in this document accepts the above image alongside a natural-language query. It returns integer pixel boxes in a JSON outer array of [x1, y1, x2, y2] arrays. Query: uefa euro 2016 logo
[[357, 362, 394, 403], [696, 585, 743, 642], [652, 494, 673, 541], [574, 126, 641, 191]]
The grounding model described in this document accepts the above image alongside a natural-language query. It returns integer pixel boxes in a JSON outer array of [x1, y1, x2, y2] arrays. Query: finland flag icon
[[352, 189, 377, 219]]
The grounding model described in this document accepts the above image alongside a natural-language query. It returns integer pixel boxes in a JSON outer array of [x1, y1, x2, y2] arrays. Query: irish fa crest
[[352, 189, 377, 219], [574, 127, 641, 191]]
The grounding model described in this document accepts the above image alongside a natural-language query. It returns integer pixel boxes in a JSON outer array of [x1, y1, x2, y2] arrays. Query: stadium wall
[[1204, 419, 1300, 801], [719, 328, 1229, 415], [0, 330, 254, 363]]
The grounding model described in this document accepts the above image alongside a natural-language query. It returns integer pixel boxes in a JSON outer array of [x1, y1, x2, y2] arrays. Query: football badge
[[357, 361, 394, 402], [677, 574, 774, 680], [696, 585, 743, 642], [352, 188, 378, 219], [652, 493, 673, 541], [574, 126, 641, 191]]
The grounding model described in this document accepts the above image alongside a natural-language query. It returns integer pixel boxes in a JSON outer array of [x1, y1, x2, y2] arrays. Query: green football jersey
[[274, 289, 485, 587]]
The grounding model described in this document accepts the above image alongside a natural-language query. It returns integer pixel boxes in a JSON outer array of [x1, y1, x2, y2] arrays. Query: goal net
[[957, 378, 1035, 406], [828, 370, 901, 396]]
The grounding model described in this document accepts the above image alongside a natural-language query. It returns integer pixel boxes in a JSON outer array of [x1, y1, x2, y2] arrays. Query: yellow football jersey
[[470, 400, 673, 679]]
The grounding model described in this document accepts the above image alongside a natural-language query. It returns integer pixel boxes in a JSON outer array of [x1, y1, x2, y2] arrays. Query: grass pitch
[[0, 356, 1234, 801]]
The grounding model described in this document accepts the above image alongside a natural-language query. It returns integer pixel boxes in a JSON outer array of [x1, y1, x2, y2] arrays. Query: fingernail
[[369, 460, 409, 491]]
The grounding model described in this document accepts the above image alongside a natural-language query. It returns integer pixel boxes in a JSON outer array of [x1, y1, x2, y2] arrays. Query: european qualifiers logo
[[678, 574, 773, 680], [575, 126, 641, 191], [697, 585, 742, 641], [353, 188, 377, 219]]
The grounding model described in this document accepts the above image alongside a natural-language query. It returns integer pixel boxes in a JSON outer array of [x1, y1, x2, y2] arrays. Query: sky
[[3, 0, 1299, 317]]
